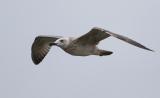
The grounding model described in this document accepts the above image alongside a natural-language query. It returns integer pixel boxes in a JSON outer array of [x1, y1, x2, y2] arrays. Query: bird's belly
[[70, 50, 90, 56], [64, 46, 94, 56]]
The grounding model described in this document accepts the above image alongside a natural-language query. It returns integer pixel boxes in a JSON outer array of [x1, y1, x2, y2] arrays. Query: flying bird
[[31, 27, 153, 65]]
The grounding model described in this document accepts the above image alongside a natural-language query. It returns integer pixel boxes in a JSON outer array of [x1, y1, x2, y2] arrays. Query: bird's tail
[[99, 50, 113, 56]]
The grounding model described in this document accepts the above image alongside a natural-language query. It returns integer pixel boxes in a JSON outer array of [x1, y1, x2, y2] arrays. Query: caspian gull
[[31, 27, 153, 65]]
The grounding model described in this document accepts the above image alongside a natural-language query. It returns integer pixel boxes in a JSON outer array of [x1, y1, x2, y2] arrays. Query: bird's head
[[52, 37, 70, 49]]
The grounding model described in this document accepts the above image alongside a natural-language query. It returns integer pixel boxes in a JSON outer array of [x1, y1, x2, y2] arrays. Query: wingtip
[[150, 49, 155, 52], [33, 61, 40, 65], [32, 56, 41, 65], [144, 47, 155, 52]]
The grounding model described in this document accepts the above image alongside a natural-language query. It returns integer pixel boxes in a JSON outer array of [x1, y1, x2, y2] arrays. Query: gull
[[31, 27, 153, 65]]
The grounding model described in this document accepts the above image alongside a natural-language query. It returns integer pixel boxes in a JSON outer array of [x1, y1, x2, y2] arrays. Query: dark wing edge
[[31, 35, 61, 65]]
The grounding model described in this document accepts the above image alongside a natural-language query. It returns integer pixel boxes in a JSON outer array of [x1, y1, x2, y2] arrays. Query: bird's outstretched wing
[[74, 27, 153, 51], [31, 36, 62, 65]]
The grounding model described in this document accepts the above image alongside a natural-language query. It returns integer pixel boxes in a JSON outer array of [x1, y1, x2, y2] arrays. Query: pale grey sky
[[0, 0, 160, 98]]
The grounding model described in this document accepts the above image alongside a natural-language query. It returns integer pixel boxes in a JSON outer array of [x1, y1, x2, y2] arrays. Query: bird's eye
[[60, 40, 64, 43]]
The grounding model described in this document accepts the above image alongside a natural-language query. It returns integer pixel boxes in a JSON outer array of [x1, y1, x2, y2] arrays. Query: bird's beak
[[49, 42, 57, 46]]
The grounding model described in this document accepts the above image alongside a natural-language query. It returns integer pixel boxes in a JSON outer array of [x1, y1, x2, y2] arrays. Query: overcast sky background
[[0, 0, 160, 98]]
